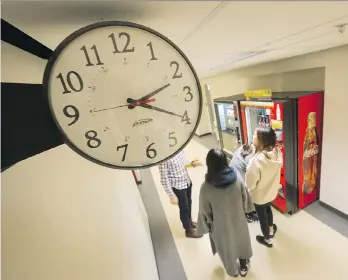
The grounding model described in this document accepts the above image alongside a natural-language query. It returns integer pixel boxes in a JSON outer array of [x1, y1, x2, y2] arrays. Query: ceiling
[[2, 1, 348, 77]]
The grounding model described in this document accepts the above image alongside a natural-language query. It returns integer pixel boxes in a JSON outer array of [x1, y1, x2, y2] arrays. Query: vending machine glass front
[[215, 102, 242, 156], [240, 101, 286, 212]]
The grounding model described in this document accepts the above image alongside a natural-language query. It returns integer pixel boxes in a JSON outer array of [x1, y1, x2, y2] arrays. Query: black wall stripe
[[1, 19, 53, 60], [1, 83, 64, 171]]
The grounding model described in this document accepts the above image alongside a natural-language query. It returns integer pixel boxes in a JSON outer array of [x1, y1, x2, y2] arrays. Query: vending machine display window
[[214, 102, 242, 157], [240, 101, 274, 143]]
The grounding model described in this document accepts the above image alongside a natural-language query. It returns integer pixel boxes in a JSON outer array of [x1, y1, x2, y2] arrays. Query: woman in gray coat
[[196, 149, 253, 277]]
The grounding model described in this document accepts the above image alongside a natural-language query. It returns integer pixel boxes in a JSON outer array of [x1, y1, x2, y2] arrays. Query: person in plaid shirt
[[158, 150, 203, 238]]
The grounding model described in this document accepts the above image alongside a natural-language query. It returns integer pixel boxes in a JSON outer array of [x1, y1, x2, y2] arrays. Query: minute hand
[[139, 103, 182, 118], [137, 83, 170, 102]]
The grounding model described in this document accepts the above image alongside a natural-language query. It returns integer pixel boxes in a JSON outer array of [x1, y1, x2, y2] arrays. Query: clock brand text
[[133, 118, 154, 127]]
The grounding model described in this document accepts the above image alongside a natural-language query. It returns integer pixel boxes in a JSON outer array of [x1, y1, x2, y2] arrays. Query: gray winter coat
[[229, 145, 256, 213], [196, 167, 254, 277], [229, 145, 255, 180]]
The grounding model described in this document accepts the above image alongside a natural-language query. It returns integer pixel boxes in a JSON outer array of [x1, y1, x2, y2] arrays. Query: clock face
[[43, 21, 202, 169]]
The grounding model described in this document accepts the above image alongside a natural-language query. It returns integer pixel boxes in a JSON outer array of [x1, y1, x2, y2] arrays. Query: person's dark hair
[[255, 127, 277, 151], [241, 143, 253, 158], [206, 149, 229, 183]]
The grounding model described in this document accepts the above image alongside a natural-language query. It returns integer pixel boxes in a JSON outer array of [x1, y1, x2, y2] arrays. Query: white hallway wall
[[201, 44, 348, 215], [1, 41, 159, 280]]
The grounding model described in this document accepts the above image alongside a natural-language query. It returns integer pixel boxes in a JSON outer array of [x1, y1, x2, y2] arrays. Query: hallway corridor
[[148, 138, 348, 280]]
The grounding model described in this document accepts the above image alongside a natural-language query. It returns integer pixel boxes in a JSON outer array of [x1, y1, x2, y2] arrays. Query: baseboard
[[194, 132, 212, 137], [137, 169, 187, 280], [319, 201, 348, 221]]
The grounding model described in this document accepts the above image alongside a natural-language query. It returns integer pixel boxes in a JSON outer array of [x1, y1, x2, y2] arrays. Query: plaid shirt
[[158, 150, 191, 199]]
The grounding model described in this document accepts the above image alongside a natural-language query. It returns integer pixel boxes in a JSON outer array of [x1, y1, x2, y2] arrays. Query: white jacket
[[245, 148, 282, 205]]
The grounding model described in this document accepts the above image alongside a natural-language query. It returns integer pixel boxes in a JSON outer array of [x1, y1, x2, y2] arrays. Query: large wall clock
[[43, 21, 202, 169]]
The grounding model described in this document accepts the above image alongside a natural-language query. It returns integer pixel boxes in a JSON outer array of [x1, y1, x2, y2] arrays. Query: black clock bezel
[[43, 21, 203, 170]]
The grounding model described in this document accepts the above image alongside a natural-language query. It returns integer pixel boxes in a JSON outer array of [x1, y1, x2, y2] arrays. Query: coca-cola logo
[[303, 144, 319, 159]]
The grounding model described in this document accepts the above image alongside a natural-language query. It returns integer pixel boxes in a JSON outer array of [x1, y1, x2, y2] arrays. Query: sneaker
[[246, 215, 254, 223], [270, 224, 278, 238], [190, 221, 197, 229], [246, 213, 259, 223], [240, 261, 250, 277], [185, 228, 203, 239], [250, 213, 259, 223], [256, 235, 273, 248]]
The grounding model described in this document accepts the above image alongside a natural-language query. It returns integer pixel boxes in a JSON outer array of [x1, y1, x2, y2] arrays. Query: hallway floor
[[149, 138, 348, 280]]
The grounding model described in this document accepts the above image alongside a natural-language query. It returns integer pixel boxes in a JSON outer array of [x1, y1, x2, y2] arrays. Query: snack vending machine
[[214, 91, 324, 214], [214, 101, 242, 157]]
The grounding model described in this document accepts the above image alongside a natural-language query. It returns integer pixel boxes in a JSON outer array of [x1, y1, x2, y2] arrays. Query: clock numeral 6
[[146, 143, 157, 159], [117, 144, 128, 162], [109, 32, 135, 53], [63, 105, 79, 126], [181, 110, 191, 125], [85, 130, 101, 148], [57, 71, 84, 94], [169, 132, 178, 147], [170, 61, 183, 79], [183, 86, 193, 102]]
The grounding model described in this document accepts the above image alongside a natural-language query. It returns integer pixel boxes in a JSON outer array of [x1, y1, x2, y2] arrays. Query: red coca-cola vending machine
[[214, 91, 324, 214]]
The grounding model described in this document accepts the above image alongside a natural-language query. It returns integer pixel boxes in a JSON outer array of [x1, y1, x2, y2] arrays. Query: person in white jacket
[[246, 127, 282, 248]]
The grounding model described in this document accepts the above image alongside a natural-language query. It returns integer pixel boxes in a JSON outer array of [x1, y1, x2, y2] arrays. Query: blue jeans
[[173, 184, 192, 230]]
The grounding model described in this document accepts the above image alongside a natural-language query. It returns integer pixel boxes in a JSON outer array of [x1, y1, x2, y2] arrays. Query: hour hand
[[139, 103, 182, 118], [137, 83, 170, 102]]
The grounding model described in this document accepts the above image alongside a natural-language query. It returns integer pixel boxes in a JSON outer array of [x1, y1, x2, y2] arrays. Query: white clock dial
[[44, 21, 202, 169]]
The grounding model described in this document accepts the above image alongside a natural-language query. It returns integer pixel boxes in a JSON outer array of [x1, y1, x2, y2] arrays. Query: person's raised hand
[[191, 159, 203, 167]]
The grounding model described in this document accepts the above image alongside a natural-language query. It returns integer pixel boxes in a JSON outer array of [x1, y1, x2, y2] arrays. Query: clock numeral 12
[[85, 130, 101, 148], [109, 32, 135, 53], [81, 45, 104, 66], [57, 71, 84, 94]]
